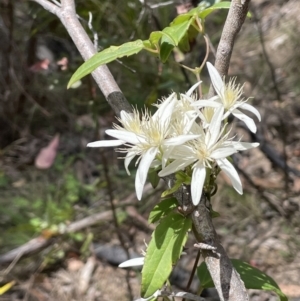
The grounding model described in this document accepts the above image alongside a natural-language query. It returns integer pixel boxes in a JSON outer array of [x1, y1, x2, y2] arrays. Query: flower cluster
[[88, 63, 260, 205]]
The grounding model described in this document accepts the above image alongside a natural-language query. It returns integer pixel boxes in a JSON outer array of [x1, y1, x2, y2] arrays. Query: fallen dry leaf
[[35, 134, 60, 169]]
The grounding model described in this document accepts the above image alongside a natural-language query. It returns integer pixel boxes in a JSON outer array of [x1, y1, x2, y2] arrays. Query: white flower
[[193, 62, 261, 133], [159, 106, 259, 205], [87, 93, 199, 200]]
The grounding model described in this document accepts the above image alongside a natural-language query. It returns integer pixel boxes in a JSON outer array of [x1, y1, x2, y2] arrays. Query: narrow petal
[[164, 134, 200, 146], [191, 98, 221, 108], [207, 106, 224, 148], [232, 109, 257, 133], [239, 103, 261, 121], [186, 81, 202, 97], [135, 147, 158, 200], [120, 110, 133, 121], [158, 159, 195, 177], [191, 162, 206, 205], [87, 140, 124, 147], [206, 62, 224, 97], [106, 129, 145, 145], [119, 257, 144, 268], [211, 147, 237, 159], [152, 93, 176, 123], [124, 151, 136, 175], [231, 141, 260, 151], [216, 158, 243, 194]]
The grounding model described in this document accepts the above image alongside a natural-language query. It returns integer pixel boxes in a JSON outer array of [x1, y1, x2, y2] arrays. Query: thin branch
[[214, 0, 250, 77], [31, 0, 61, 16], [32, 0, 132, 116]]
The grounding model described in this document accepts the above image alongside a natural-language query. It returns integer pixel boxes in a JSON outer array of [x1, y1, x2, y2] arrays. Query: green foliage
[[68, 2, 231, 87], [0, 161, 95, 249], [148, 197, 178, 224], [161, 171, 191, 198], [67, 40, 144, 88], [147, 168, 160, 189], [197, 259, 288, 301], [141, 212, 191, 298]]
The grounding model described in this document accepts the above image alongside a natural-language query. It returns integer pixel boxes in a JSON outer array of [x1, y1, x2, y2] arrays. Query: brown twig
[[31, 0, 132, 117], [208, 0, 250, 97]]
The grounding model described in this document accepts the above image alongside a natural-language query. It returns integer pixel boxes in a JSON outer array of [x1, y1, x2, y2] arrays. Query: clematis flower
[[159, 106, 259, 205], [193, 62, 261, 133], [87, 93, 199, 200]]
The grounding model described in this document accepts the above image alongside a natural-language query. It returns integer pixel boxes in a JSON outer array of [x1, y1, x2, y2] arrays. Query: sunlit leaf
[[198, 1, 231, 19], [197, 259, 288, 301], [149, 31, 164, 49], [148, 197, 178, 224], [162, 20, 192, 46], [68, 40, 144, 88], [141, 212, 191, 298], [161, 181, 181, 198]]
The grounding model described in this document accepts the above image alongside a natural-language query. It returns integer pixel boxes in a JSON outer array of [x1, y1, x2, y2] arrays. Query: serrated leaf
[[68, 40, 144, 88], [148, 197, 178, 224], [198, 1, 231, 19], [197, 259, 288, 301], [141, 212, 191, 298]]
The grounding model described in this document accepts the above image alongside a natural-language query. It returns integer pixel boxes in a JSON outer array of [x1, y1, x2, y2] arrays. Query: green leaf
[[161, 181, 181, 198], [171, 3, 210, 26], [148, 169, 160, 189], [141, 212, 191, 298], [67, 40, 145, 88], [159, 35, 175, 63], [148, 197, 178, 224], [175, 171, 191, 183], [198, 1, 231, 19], [197, 259, 288, 301], [162, 20, 192, 46], [149, 20, 193, 62], [149, 31, 164, 49]]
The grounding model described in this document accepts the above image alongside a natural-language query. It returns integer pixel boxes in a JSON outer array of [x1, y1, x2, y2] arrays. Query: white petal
[[87, 140, 124, 147], [119, 257, 144, 268], [216, 158, 243, 194], [239, 103, 261, 121], [206, 62, 224, 97], [106, 129, 145, 145], [164, 135, 200, 146], [191, 98, 221, 108], [120, 110, 133, 121], [135, 147, 158, 200], [232, 109, 257, 133], [207, 106, 224, 148], [211, 147, 237, 159], [124, 151, 136, 175], [158, 159, 195, 177], [191, 162, 206, 205], [186, 81, 202, 97], [231, 141, 259, 151], [152, 93, 176, 123]]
